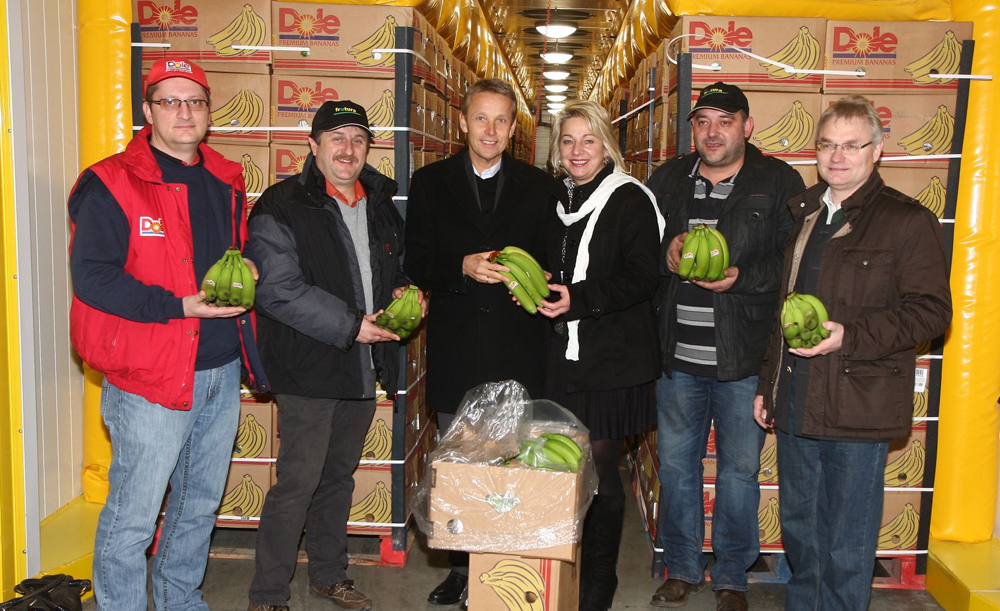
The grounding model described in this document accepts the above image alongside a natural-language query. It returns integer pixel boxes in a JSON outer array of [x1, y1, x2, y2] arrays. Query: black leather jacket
[[647, 144, 805, 381]]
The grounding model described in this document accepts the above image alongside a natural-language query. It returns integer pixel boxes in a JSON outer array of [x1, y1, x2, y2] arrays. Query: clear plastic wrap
[[412, 381, 599, 558]]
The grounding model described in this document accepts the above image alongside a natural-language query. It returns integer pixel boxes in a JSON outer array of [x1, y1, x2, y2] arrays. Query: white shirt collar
[[821, 187, 840, 223], [473, 158, 502, 179]]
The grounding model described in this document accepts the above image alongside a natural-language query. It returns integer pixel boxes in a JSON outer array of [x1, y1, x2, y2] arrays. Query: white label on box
[[914, 364, 929, 394]]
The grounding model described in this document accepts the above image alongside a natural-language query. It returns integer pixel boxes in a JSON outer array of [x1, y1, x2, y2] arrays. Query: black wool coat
[[404, 149, 562, 413]]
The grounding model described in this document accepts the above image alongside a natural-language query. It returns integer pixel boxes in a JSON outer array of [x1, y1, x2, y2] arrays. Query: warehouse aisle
[[82, 466, 943, 610]]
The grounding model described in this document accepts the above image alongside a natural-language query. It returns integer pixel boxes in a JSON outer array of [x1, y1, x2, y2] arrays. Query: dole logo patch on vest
[[139, 216, 165, 237]]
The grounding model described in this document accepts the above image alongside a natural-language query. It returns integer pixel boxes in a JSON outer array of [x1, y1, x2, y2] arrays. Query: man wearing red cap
[[68, 58, 268, 610]]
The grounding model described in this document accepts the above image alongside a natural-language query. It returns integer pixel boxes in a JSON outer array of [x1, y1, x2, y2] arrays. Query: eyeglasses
[[816, 140, 874, 155], [148, 98, 209, 112]]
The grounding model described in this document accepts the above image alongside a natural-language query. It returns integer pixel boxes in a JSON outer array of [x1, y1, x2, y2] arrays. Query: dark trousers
[[249, 395, 376, 605]]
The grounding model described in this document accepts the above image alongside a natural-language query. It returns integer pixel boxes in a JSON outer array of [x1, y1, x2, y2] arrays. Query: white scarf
[[556, 170, 665, 360]]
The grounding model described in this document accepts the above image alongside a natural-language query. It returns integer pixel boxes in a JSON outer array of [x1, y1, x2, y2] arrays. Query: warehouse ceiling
[[478, 0, 630, 111]]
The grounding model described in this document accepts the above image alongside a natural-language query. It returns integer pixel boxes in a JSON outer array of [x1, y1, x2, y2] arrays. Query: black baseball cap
[[310, 100, 374, 139], [688, 82, 750, 118]]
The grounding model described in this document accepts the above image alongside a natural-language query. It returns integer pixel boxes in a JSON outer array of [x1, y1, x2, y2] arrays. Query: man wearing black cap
[[647, 83, 805, 611], [245, 100, 421, 611]]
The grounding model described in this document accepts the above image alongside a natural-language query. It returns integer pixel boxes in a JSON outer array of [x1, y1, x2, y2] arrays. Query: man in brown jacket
[[753, 95, 951, 610]]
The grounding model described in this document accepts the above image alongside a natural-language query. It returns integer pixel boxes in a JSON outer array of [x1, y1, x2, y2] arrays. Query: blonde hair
[[549, 100, 625, 176]]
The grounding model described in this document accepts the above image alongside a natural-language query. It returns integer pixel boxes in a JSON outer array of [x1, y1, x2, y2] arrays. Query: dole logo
[[137, 0, 198, 27], [277, 81, 339, 109], [832, 26, 897, 57], [277, 8, 341, 37], [689, 20, 753, 50], [703, 491, 715, 515], [139, 216, 165, 237], [276, 149, 307, 175]]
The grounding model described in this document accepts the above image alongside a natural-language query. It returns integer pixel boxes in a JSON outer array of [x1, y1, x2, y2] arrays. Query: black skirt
[[543, 331, 656, 440]]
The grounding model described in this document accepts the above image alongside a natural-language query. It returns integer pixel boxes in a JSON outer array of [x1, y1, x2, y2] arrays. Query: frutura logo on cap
[[164, 60, 194, 74], [702, 87, 726, 97], [333, 106, 361, 114]]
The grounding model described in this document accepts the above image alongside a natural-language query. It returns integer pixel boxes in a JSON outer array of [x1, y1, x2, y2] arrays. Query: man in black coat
[[404, 79, 561, 606], [647, 83, 805, 611], [246, 101, 423, 611]]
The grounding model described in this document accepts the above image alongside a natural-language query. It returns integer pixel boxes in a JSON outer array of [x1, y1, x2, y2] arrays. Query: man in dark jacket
[[647, 83, 804, 611], [753, 96, 951, 610], [404, 79, 561, 606], [69, 58, 267, 610], [245, 101, 421, 611]]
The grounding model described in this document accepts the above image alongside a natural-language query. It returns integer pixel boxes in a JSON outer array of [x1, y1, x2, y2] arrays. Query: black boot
[[579, 494, 625, 611]]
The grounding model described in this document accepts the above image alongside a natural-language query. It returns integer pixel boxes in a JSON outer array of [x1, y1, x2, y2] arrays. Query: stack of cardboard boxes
[[618, 15, 969, 562]]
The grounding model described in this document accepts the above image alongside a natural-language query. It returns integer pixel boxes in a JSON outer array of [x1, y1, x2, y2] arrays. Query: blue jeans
[[93, 360, 241, 611], [655, 371, 764, 591], [777, 390, 889, 610]]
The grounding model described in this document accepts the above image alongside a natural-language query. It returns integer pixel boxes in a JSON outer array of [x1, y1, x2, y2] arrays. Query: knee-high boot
[[579, 494, 625, 611]]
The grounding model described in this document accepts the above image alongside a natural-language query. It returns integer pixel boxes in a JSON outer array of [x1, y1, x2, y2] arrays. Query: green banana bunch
[[375, 284, 422, 341], [677, 224, 730, 282], [201, 248, 255, 308], [515, 432, 584, 472], [488, 246, 550, 315], [780, 292, 831, 348]]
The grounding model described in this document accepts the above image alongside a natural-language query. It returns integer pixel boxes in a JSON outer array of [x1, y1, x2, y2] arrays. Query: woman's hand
[[539, 283, 571, 318]]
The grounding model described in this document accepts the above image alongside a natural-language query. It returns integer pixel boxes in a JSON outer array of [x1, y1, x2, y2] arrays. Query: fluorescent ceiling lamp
[[543, 70, 570, 80], [544, 84, 569, 93], [535, 23, 577, 38], [546, 95, 567, 102], [548, 103, 566, 111], [540, 52, 573, 64]]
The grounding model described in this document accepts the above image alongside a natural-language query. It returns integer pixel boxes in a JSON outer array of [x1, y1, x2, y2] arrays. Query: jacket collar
[[123, 125, 242, 185], [297, 152, 398, 208], [789, 169, 884, 224]]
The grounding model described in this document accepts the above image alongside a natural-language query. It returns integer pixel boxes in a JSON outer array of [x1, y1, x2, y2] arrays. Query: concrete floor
[[84, 468, 944, 610]]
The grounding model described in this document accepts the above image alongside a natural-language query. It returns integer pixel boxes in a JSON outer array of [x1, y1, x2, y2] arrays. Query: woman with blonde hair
[[539, 99, 665, 611]]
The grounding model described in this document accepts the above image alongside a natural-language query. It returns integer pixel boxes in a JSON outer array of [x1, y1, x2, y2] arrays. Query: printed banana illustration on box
[[897, 105, 954, 156], [361, 419, 392, 460], [479, 559, 546, 611], [905, 31, 962, 85], [218, 473, 265, 518], [212, 89, 264, 135], [877, 503, 919, 550], [206, 3, 267, 57], [241, 154, 265, 204], [757, 497, 782, 545], [758, 438, 778, 483], [761, 26, 821, 80], [233, 412, 267, 458], [754, 101, 815, 154], [349, 480, 392, 523], [374, 155, 395, 180], [349, 15, 398, 68], [884, 440, 925, 487], [913, 387, 929, 418], [914, 176, 946, 218]]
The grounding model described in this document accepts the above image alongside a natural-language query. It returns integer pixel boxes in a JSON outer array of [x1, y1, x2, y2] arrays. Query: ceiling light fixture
[[535, 22, 577, 38], [546, 95, 567, 102], [540, 52, 573, 64], [543, 70, 570, 80], [548, 103, 566, 111], [544, 84, 569, 93]]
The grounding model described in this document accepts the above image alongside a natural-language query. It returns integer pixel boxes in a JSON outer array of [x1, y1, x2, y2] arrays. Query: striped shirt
[[671, 161, 738, 378]]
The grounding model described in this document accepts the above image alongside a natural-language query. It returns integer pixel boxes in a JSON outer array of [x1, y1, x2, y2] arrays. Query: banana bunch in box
[[489, 246, 550, 315], [375, 285, 422, 340], [201, 248, 255, 308], [678, 224, 729, 282], [781, 292, 830, 349], [515, 432, 584, 473]]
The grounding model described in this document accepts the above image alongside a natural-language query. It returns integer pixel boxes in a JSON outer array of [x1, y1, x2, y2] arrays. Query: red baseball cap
[[143, 58, 210, 97]]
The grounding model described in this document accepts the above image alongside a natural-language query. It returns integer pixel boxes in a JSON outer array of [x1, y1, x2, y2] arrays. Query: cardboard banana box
[[271, 3, 429, 81], [822, 21, 973, 94], [270, 75, 398, 148], [209, 143, 269, 212], [668, 16, 827, 93], [821, 94, 956, 168], [202, 72, 270, 146], [347, 465, 393, 535], [878, 166, 950, 219], [232, 398, 274, 460], [216, 462, 271, 527], [469, 551, 581, 611], [135, 0, 271, 73]]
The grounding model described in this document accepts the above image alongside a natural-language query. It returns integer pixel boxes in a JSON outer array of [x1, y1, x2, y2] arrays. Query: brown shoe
[[716, 589, 749, 611], [650, 578, 708, 608], [247, 605, 289, 611], [311, 580, 373, 610]]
